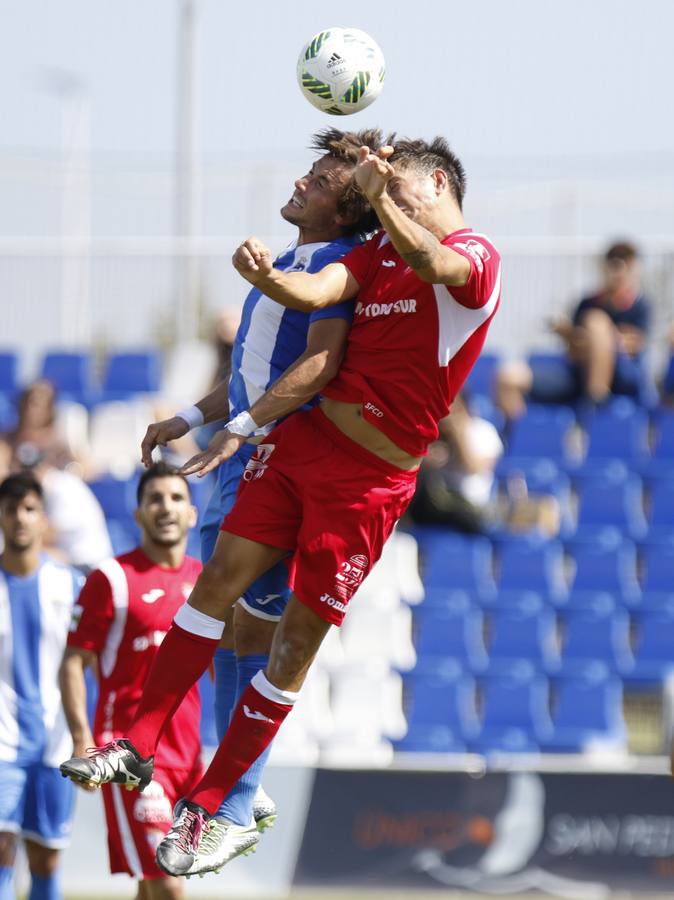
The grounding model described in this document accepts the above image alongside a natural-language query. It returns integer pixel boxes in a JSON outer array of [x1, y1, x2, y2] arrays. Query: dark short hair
[[309, 127, 389, 236], [605, 241, 639, 264], [389, 137, 467, 209], [136, 462, 190, 505], [0, 472, 44, 506]]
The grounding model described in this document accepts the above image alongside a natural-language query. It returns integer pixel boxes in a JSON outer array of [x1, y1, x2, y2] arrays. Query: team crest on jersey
[[454, 239, 491, 273], [243, 443, 276, 482], [334, 553, 369, 599], [288, 256, 308, 272]]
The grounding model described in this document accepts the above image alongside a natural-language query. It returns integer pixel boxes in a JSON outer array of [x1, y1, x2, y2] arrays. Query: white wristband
[[225, 410, 258, 438], [176, 405, 205, 431]]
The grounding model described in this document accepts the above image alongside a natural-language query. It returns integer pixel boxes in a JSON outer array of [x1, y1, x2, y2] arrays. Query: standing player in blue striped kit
[[0, 473, 81, 900], [140, 127, 383, 871]]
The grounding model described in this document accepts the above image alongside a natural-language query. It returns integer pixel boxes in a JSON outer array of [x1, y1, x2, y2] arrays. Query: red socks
[[189, 674, 297, 814], [127, 622, 219, 759]]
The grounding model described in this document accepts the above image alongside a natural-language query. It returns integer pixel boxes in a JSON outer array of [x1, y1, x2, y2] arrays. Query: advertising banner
[[294, 770, 674, 897]]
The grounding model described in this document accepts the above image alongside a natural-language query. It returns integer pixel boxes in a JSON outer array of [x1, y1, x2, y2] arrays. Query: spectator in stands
[[14, 442, 112, 572], [3, 380, 75, 470], [406, 393, 503, 533], [210, 306, 241, 389], [661, 324, 674, 405], [496, 241, 655, 419]]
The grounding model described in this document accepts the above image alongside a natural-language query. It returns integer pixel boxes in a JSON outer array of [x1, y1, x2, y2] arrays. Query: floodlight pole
[[174, 0, 202, 343]]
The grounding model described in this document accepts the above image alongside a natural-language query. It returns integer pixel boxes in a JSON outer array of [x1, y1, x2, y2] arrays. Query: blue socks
[[216, 653, 272, 825], [0, 866, 13, 900], [213, 648, 238, 742], [29, 871, 61, 900]]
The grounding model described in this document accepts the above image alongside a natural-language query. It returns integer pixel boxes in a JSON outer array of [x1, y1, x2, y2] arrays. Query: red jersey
[[323, 228, 501, 456], [68, 548, 202, 771]]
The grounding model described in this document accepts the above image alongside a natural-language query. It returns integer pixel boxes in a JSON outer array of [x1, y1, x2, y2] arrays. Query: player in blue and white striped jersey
[[140, 127, 384, 868], [0, 472, 82, 900]]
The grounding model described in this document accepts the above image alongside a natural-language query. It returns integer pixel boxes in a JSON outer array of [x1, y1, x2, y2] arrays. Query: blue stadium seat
[[414, 605, 488, 673], [471, 668, 552, 753], [645, 478, 674, 542], [640, 410, 674, 480], [464, 352, 499, 400], [543, 670, 627, 752], [105, 519, 138, 556], [527, 352, 573, 397], [574, 471, 647, 541], [626, 608, 674, 684], [585, 400, 649, 458], [0, 392, 17, 431], [0, 351, 19, 393], [101, 351, 162, 402], [487, 596, 560, 674], [558, 597, 634, 675], [497, 539, 568, 605], [503, 405, 576, 465], [394, 670, 479, 752], [40, 350, 98, 406], [87, 474, 139, 522], [567, 539, 641, 608], [414, 528, 496, 603], [641, 543, 674, 593]]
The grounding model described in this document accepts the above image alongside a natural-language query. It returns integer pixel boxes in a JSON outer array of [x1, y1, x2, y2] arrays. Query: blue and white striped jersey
[[0, 556, 82, 767], [228, 235, 357, 436]]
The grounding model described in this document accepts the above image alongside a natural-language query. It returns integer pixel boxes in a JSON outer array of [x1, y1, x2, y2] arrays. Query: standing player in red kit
[[59, 463, 206, 898], [61, 138, 502, 876]]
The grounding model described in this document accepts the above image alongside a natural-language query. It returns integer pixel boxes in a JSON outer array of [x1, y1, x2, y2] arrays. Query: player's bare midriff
[[319, 397, 421, 471]]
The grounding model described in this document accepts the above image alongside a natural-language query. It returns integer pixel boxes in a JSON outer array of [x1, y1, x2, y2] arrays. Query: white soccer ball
[[297, 27, 385, 116]]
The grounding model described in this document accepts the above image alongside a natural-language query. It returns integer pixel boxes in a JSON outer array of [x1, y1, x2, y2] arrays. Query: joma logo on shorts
[[320, 593, 347, 612]]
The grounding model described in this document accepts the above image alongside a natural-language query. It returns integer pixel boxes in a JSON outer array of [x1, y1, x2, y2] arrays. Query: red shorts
[[102, 760, 203, 879], [222, 406, 418, 625]]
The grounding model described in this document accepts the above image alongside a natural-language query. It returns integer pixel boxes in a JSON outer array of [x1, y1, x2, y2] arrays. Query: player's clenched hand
[[141, 417, 190, 468], [179, 428, 246, 478], [232, 238, 273, 284], [354, 145, 394, 201]]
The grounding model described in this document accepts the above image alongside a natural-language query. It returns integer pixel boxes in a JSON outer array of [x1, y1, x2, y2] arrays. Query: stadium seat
[[87, 474, 139, 522], [0, 351, 19, 394], [89, 399, 156, 477], [567, 539, 641, 607], [543, 670, 627, 753], [576, 398, 650, 473], [640, 410, 674, 480], [573, 471, 647, 541], [641, 543, 674, 593], [496, 538, 568, 605], [502, 404, 576, 465], [527, 352, 573, 397], [558, 596, 634, 675], [101, 350, 162, 402], [330, 662, 406, 743], [414, 528, 496, 603], [627, 608, 674, 684], [341, 603, 416, 671], [394, 669, 478, 752], [40, 350, 98, 407], [105, 519, 138, 556], [414, 604, 488, 673], [645, 478, 674, 542], [0, 392, 17, 431], [463, 351, 499, 400], [471, 668, 552, 753], [486, 595, 560, 674]]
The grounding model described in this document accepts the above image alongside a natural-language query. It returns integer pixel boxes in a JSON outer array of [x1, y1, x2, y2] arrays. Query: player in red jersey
[[60, 137, 502, 877], [59, 463, 204, 898]]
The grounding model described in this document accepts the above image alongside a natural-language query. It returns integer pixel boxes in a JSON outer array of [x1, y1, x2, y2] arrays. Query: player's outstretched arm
[[233, 238, 359, 311], [180, 317, 350, 477], [355, 145, 471, 287], [59, 648, 97, 791], [140, 381, 232, 467]]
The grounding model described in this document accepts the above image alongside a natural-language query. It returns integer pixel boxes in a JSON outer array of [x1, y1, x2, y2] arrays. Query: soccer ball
[[297, 27, 385, 116]]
